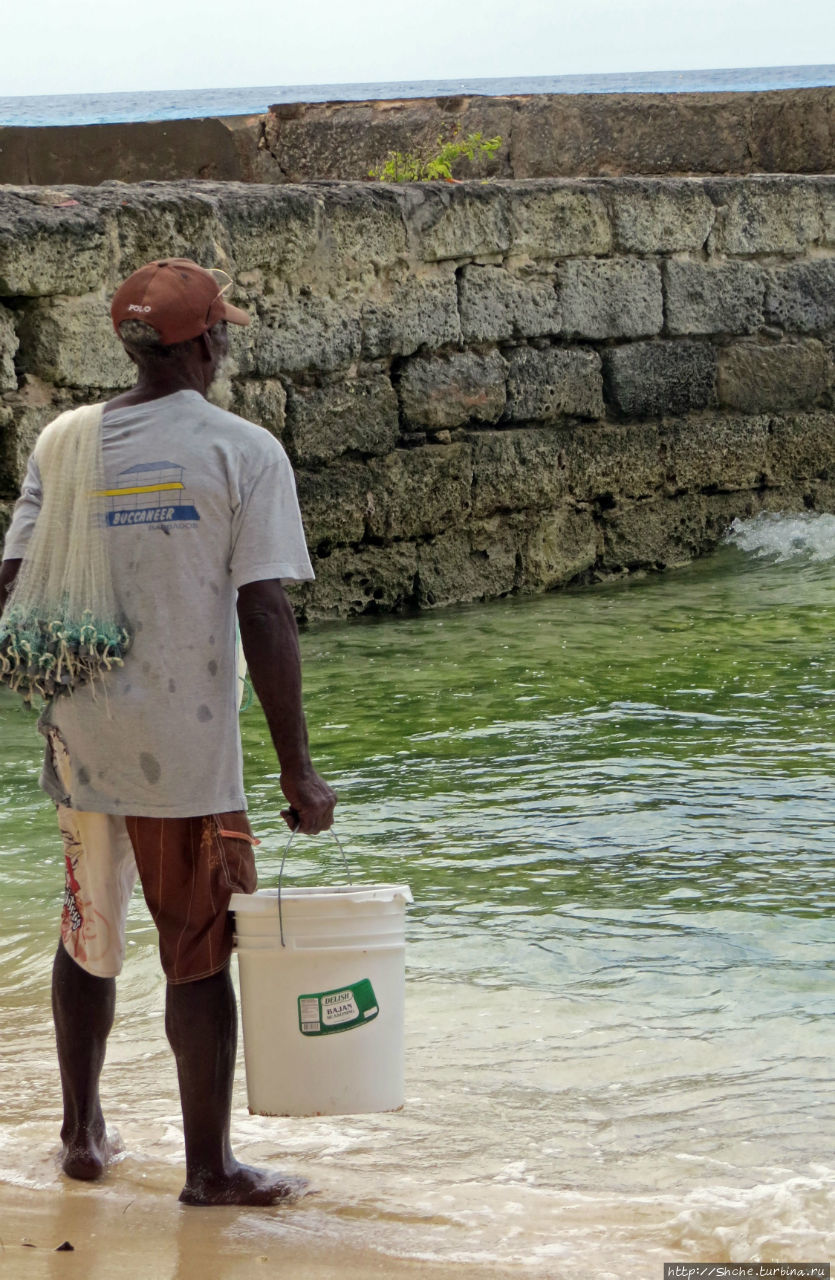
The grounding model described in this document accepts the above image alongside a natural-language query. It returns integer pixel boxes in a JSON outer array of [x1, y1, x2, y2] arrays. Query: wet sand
[[0, 1181, 525, 1280]]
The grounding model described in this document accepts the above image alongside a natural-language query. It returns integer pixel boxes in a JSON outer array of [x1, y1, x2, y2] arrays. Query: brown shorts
[[128, 812, 258, 983], [57, 804, 258, 984], [50, 728, 258, 983]]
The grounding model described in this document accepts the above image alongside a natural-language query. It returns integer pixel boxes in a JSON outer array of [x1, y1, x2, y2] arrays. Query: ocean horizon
[[1, 63, 834, 127]]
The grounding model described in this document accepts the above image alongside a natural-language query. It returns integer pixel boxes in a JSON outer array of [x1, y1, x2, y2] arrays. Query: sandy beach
[[0, 1180, 526, 1280]]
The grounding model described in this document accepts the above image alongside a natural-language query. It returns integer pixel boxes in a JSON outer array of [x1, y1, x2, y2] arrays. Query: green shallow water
[[0, 511, 833, 1272]]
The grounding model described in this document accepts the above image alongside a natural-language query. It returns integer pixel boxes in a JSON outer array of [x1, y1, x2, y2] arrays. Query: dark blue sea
[[1, 65, 834, 127]]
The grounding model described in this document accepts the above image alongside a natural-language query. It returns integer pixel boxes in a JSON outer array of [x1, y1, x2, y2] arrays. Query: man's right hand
[[280, 765, 337, 835], [237, 579, 337, 837]]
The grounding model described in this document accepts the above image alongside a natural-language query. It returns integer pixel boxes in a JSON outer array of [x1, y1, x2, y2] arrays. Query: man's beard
[[207, 354, 239, 411]]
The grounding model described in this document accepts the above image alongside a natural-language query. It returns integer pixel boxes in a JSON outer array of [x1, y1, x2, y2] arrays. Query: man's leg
[[165, 963, 306, 1206], [50, 791, 137, 1182], [52, 943, 115, 1180]]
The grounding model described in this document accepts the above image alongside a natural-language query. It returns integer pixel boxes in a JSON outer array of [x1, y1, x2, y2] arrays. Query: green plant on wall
[[369, 131, 503, 182]]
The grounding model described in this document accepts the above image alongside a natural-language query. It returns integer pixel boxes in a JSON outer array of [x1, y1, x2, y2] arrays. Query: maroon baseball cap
[[111, 258, 250, 345]]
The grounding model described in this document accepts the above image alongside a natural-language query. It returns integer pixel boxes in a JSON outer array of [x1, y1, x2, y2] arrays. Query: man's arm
[[236, 578, 336, 836], [0, 559, 20, 614]]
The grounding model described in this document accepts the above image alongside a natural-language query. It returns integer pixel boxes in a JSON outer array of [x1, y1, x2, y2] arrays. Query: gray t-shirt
[[2, 390, 314, 817]]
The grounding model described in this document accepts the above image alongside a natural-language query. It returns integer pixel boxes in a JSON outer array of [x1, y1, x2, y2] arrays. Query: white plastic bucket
[[231, 882, 413, 1117]]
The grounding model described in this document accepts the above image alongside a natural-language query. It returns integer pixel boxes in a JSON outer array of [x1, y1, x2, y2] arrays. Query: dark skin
[[0, 559, 18, 613], [1, 321, 336, 1204]]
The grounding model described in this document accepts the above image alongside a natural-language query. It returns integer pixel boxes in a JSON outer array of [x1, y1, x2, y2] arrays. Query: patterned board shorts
[[49, 730, 258, 984]]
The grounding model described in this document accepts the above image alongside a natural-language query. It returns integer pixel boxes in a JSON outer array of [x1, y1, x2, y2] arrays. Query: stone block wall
[[2, 87, 833, 186], [261, 88, 835, 182], [1, 175, 835, 619]]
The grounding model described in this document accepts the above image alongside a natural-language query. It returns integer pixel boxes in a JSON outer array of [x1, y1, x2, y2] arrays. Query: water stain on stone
[[210, 582, 220, 596], [142, 662, 151, 676], [123, 683, 132, 693], [208, 660, 218, 677], [139, 752, 161, 784], [197, 705, 213, 722], [76, 766, 90, 786], [168, 678, 176, 693], [135, 620, 144, 632], [208, 635, 215, 646]]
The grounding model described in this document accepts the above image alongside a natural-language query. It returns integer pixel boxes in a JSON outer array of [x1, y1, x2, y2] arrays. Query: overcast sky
[[6, 0, 835, 98]]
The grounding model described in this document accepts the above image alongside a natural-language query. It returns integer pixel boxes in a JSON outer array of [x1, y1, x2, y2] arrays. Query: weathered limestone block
[[398, 350, 507, 429], [522, 506, 599, 589], [414, 516, 522, 608], [0, 120, 251, 187], [255, 292, 362, 374], [661, 415, 771, 491], [458, 265, 561, 342], [292, 542, 419, 620], [226, 312, 260, 377], [822, 179, 835, 246], [707, 178, 823, 255], [609, 179, 715, 253], [111, 188, 224, 280], [768, 413, 835, 481], [366, 443, 473, 540], [470, 429, 569, 517], [603, 340, 717, 417], [557, 258, 663, 340], [511, 94, 753, 178], [0, 376, 76, 488], [295, 461, 374, 547], [664, 261, 765, 335], [223, 117, 277, 185], [285, 376, 399, 464], [0, 305, 18, 391], [317, 187, 408, 281], [505, 347, 605, 421], [765, 260, 835, 332], [361, 271, 460, 359], [748, 92, 835, 175], [214, 186, 321, 277], [264, 97, 513, 184], [718, 340, 830, 413], [0, 405, 15, 493], [17, 296, 134, 388], [0, 499, 13, 544], [559, 423, 665, 501], [599, 491, 751, 571], [804, 478, 835, 511], [230, 378, 287, 439], [0, 192, 108, 296], [508, 184, 611, 258], [403, 184, 512, 263]]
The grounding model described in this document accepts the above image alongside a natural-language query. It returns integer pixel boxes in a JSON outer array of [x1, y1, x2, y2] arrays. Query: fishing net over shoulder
[[0, 404, 131, 705]]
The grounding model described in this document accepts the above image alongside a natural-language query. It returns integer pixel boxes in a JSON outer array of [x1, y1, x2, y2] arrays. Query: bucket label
[[298, 978, 379, 1036]]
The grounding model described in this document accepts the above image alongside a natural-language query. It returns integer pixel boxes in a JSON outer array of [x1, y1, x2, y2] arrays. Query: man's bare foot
[[179, 1163, 309, 1207], [61, 1127, 123, 1181]]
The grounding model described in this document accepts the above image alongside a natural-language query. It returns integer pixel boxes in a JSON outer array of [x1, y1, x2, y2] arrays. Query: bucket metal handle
[[277, 825, 354, 947]]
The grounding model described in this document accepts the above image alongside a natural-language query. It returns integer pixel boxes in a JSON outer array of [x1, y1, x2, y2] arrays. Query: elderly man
[[0, 259, 336, 1206]]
